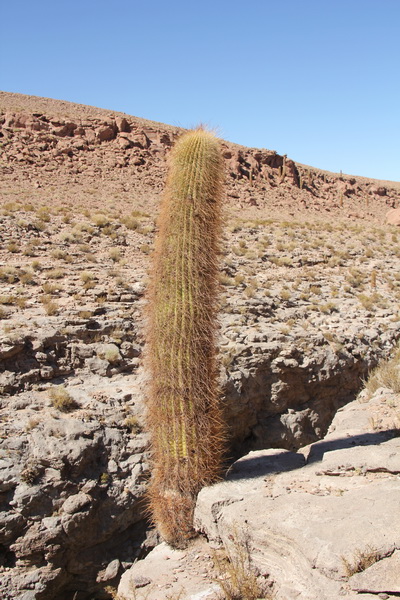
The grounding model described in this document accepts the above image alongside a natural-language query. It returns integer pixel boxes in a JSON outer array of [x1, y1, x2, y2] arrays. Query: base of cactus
[[150, 487, 197, 548]]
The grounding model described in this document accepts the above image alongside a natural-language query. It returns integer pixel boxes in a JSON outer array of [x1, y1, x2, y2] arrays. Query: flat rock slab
[[119, 392, 400, 600], [118, 539, 220, 600], [349, 550, 400, 593], [194, 395, 400, 600], [315, 437, 400, 475]]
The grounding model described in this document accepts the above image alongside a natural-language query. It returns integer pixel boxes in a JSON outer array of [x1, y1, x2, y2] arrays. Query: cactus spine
[[147, 129, 225, 547]]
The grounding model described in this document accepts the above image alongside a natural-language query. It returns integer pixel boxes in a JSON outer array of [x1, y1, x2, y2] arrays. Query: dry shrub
[[48, 386, 80, 412], [123, 415, 143, 434], [364, 344, 400, 396], [341, 545, 381, 577], [92, 213, 110, 227], [213, 528, 273, 600]]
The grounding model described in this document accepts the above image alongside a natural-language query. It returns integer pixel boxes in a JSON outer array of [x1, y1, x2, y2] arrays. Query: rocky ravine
[[1, 92, 400, 599]]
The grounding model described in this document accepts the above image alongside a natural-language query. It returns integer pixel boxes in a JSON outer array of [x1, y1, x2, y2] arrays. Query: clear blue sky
[[2, 0, 399, 181]]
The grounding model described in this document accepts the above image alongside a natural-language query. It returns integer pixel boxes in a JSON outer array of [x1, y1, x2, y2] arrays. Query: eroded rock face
[[221, 334, 390, 454], [0, 371, 154, 600], [2, 317, 399, 599]]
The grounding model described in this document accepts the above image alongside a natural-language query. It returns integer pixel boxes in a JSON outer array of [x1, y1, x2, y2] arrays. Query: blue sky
[[2, 0, 399, 181]]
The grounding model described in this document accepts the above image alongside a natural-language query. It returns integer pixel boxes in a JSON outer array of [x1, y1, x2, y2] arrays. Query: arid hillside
[[1, 91, 399, 223]]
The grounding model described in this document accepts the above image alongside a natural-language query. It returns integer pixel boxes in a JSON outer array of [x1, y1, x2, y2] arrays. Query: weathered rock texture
[[118, 387, 400, 599], [194, 387, 400, 600], [1, 211, 400, 599], [0, 368, 154, 600]]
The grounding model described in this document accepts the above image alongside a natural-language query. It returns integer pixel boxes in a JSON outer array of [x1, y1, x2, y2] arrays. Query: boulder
[[97, 125, 117, 141], [115, 117, 130, 133], [386, 207, 400, 225]]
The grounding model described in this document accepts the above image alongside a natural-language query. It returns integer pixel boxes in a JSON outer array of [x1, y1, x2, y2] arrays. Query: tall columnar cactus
[[147, 128, 225, 547]]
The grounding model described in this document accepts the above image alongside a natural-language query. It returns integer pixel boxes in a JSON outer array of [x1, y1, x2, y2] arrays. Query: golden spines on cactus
[[147, 128, 225, 547]]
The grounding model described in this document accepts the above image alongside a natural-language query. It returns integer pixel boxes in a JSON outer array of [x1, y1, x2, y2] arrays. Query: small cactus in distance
[[147, 128, 225, 547], [371, 269, 377, 289]]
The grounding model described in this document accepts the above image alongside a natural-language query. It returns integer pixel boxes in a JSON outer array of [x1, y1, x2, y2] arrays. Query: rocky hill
[[0, 92, 399, 600], [1, 91, 400, 222]]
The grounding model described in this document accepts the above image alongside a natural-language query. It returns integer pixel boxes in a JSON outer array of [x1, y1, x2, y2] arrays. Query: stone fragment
[[97, 125, 116, 141], [61, 492, 92, 514], [131, 133, 150, 149], [115, 117, 130, 132], [386, 207, 400, 226], [53, 123, 77, 137], [349, 550, 400, 594], [96, 558, 121, 582]]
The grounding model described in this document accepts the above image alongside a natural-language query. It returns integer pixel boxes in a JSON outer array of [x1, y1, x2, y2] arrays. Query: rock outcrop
[[118, 386, 400, 600], [386, 207, 400, 226]]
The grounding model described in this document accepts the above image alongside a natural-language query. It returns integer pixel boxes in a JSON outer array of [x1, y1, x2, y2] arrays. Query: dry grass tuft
[[341, 545, 381, 577], [48, 386, 80, 412], [213, 528, 273, 599], [123, 415, 143, 434], [364, 344, 400, 396]]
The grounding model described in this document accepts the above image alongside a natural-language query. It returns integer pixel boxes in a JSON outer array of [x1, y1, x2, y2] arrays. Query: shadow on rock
[[225, 428, 398, 480]]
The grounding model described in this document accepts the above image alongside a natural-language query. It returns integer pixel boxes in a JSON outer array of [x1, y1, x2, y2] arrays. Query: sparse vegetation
[[123, 415, 143, 434], [20, 462, 42, 485], [212, 528, 273, 600], [48, 386, 80, 412], [47, 268, 65, 280], [92, 213, 110, 227], [42, 282, 61, 294], [139, 243, 151, 254], [364, 344, 400, 396], [7, 241, 20, 253], [80, 271, 95, 284], [109, 248, 122, 262], [341, 545, 381, 577]]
